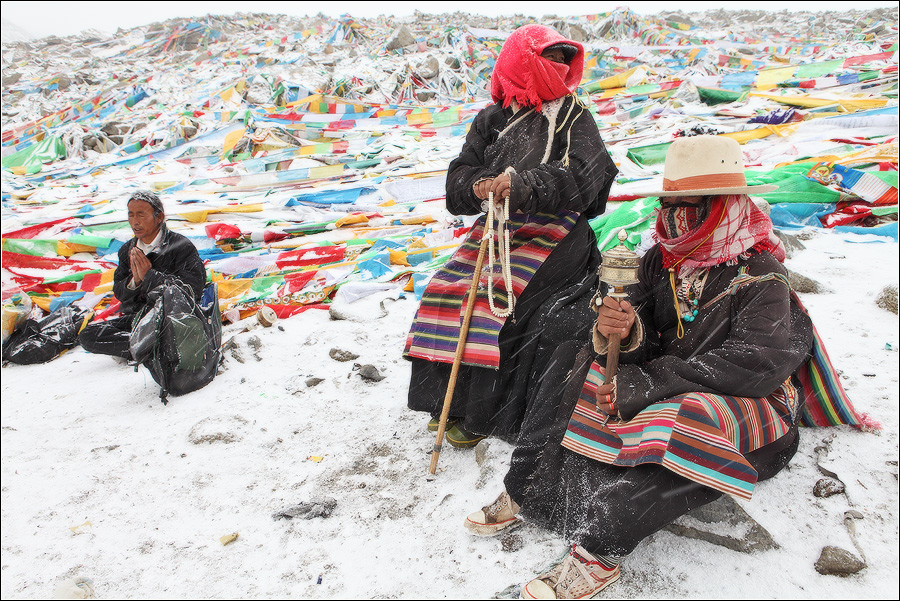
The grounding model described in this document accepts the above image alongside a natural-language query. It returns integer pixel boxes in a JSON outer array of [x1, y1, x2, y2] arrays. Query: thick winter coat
[[113, 225, 206, 316], [405, 95, 617, 436]]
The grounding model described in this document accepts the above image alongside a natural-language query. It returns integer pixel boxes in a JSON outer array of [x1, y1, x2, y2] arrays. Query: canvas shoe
[[520, 544, 621, 599], [464, 490, 522, 536]]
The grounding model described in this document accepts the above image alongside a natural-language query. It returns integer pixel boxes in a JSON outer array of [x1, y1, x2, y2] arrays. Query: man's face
[[540, 47, 567, 64], [128, 199, 163, 244]]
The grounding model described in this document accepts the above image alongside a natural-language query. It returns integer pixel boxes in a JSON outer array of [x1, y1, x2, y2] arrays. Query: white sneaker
[[521, 545, 621, 599], [464, 490, 522, 536]]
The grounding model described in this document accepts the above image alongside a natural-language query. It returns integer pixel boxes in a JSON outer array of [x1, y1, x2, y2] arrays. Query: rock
[[358, 364, 385, 382], [416, 91, 436, 102], [773, 229, 806, 258], [666, 495, 777, 553], [386, 25, 416, 51], [247, 335, 262, 351], [567, 23, 588, 42], [500, 532, 524, 553], [493, 584, 521, 599], [813, 477, 845, 498], [2, 72, 22, 87], [876, 284, 898, 315], [814, 546, 866, 576], [53, 576, 95, 599], [223, 337, 245, 363], [101, 122, 123, 136], [188, 415, 249, 445], [272, 497, 337, 520], [474, 439, 490, 466], [787, 269, 824, 294], [329, 348, 359, 362], [417, 55, 440, 79], [306, 377, 325, 387]]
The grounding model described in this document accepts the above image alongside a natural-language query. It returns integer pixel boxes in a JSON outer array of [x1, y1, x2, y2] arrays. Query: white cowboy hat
[[635, 135, 778, 197]]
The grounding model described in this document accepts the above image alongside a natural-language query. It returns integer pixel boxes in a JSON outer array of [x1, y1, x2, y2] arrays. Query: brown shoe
[[464, 490, 521, 536], [520, 545, 620, 599]]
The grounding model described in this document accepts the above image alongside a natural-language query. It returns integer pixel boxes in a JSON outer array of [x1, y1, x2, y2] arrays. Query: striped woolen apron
[[404, 210, 578, 370], [562, 361, 799, 500]]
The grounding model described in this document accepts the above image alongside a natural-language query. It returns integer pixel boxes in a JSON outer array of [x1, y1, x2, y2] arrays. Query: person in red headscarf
[[404, 25, 618, 447]]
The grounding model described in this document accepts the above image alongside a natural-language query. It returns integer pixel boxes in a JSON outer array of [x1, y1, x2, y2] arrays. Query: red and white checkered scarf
[[655, 194, 785, 274]]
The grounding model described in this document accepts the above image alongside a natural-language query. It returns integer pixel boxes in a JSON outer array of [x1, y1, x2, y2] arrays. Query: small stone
[[329, 348, 359, 362], [813, 477, 845, 498], [500, 532, 524, 553], [773, 229, 806, 258], [358, 364, 384, 382], [474, 439, 490, 466], [787, 269, 824, 294], [272, 498, 337, 520], [815, 546, 866, 576], [305, 377, 325, 387], [875, 285, 898, 315]]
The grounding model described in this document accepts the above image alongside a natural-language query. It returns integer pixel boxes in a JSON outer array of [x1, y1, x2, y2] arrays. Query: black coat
[[610, 247, 814, 421], [113, 225, 206, 316], [408, 97, 617, 436], [445, 96, 616, 218]]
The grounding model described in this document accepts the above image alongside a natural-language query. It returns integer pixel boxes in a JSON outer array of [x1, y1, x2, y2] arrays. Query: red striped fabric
[[405, 210, 578, 369], [562, 360, 797, 500]]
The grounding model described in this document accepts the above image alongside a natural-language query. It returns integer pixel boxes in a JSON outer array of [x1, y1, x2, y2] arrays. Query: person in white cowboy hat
[[462, 135, 825, 598]]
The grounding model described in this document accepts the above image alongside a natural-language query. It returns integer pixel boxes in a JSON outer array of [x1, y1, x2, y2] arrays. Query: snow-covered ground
[[2, 223, 897, 599]]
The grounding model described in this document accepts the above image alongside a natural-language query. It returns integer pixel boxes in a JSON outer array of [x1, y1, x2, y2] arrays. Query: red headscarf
[[490, 25, 585, 112], [655, 194, 786, 274]]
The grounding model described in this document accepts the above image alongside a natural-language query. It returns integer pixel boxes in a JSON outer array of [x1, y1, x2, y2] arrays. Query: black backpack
[[130, 281, 222, 403]]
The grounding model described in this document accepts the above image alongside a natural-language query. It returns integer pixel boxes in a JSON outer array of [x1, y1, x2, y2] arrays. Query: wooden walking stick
[[428, 194, 499, 475], [594, 230, 640, 419]]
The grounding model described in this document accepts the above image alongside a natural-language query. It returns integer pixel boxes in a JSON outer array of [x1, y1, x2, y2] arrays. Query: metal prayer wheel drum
[[599, 230, 640, 300]]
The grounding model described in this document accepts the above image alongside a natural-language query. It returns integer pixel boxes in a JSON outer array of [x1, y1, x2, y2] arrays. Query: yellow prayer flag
[[308, 164, 345, 180], [222, 126, 246, 157], [335, 213, 369, 228], [389, 248, 410, 267], [755, 67, 796, 90], [596, 67, 638, 90]]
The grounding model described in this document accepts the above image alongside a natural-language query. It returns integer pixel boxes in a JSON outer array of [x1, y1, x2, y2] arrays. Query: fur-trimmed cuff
[[592, 315, 644, 355]]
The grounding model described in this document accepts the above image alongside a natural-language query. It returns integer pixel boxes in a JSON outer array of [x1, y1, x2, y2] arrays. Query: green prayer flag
[[626, 142, 671, 168], [697, 87, 742, 105], [794, 59, 843, 79]]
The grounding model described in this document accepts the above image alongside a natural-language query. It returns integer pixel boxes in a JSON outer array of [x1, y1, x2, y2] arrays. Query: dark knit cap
[[127, 190, 164, 215]]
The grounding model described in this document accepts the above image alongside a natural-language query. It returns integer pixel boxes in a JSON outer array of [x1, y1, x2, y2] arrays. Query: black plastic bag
[[2, 306, 92, 365]]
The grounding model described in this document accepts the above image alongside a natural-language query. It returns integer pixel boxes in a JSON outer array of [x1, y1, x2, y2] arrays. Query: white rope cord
[[485, 191, 515, 318]]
